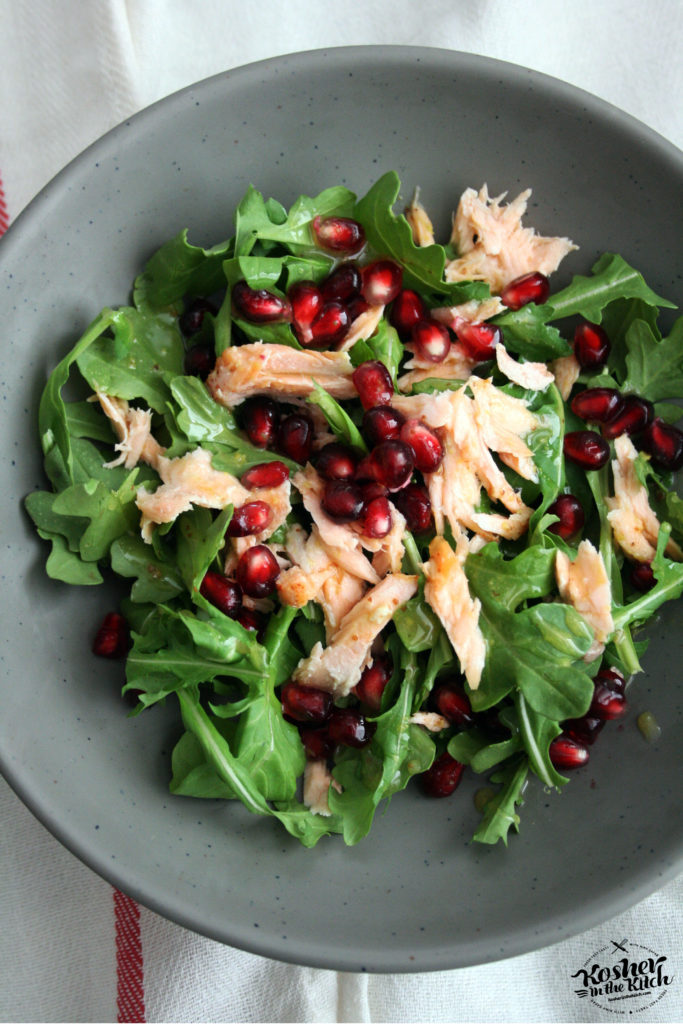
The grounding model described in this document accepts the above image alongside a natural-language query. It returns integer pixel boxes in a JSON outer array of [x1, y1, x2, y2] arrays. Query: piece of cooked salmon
[[555, 540, 614, 661]]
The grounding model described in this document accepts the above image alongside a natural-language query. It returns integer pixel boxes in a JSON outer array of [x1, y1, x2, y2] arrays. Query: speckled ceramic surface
[[1, 47, 682, 973]]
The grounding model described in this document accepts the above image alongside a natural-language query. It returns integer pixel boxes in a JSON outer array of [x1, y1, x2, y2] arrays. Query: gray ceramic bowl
[[1, 47, 682, 973]]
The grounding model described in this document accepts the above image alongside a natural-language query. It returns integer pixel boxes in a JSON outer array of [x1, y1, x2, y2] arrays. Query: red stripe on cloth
[[114, 889, 146, 1023], [0, 171, 9, 235]]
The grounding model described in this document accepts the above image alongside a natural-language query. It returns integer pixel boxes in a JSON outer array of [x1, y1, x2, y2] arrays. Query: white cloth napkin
[[1, 2, 682, 1022]]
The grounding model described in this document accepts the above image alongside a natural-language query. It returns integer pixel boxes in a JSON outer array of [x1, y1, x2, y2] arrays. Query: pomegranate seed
[[595, 666, 626, 694], [352, 360, 394, 409], [235, 544, 280, 598], [328, 707, 374, 748], [312, 215, 365, 256], [563, 430, 610, 470], [564, 715, 606, 746], [183, 342, 215, 380], [571, 387, 623, 424], [241, 461, 290, 489], [420, 752, 465, 798], [574, 321, 610, 369], [390, 289, 426, 338], [589, 680, 628, 720], [280, 681, 332, 724], [546, 494, 585, 539], [411, 319, 451, 363], [500, 271, 550, 310], [321, 263, 361, 303], [432, 681, 474, 728], [347, 295, 370, 321], [602, 396, 654, 440], [226, 500, 272, 537], [179, 297, 217, 337], [365, 440, 414, 491], [360, 259, 403, 306], [232, 280, 292, 323], [391, 482, 433, 533], [92, 612, 129, 659], [277, 413, 314, 463], [236, 607, 266, 638], [631, 562, 655, 591], [199, 571, 242, 618], [640, 418, 683, 471], [240, 396, 280, 449], [359, 480, 388, 503], [353, 654, 392, 712], [289, 280, 324, 345], [400, 419, 444, 474], [322, 480, 364, 521], [308, 301, 350, 348], [362, 405, 405, 446], [454, 320, 502, 361], [359, 495, 393, 538], [299, 725, 335, 760], [549, 735, 589, 769], [314, 442, 359, 480]]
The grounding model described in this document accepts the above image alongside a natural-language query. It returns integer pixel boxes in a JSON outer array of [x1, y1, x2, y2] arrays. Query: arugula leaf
[[170, 726, 237, 800], [51, 471, 140, 563], [175, 506, 233, 593], [613, 524, 683, 631], [234, 184, 355, 256], [513, 692, 566, 789], [133, 229, 233, 313], [473, 758, 528, 846], [493, 305, 571, 361], [306, 380, 368, 452], [622, 316, 683, 402], [354, 171, 489, 303], [36, 531, 104, 585], [110, 533, 184, 603], [548, 253, 676, 323], [448, 729, 523, 773]]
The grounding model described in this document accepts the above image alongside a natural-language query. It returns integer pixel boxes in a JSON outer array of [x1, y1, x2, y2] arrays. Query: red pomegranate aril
[[362, 405, 405, 446], [289, 280, 324, 344], [391, 482, 433, 533], [420, 752, 465, 798], [500, 271, 550, 310], [321, 263, 361, 303], [241, 396, 280, 449], [563, 430, 610, 470], [178, 297, 217, 337], [183, 342, 215, 380], [235, 544, 280, 598], [312, 215, 366, 256], [199, 571, 242, 618], [227, 500, 272, 538], [280, 681, 332, 724], [564, 715, 606, 746], [411, 319, 451, 363], [432, 681, 474, 728], [571, 387, 624, 424], [631, 562, 656, 592], [299, 725, 335, 760], [277, 413, 314, 464], [353, 654, 392, 712], [574, 321, 611, 369], [232, 280, 292, 323], [390, 289, 426, 338], [322, 480, 365, 521], [546, 493, 585, 540], [454, 320, 502, 361], [352, 360, 394, 409], [308, 301, 350, 348], [241, 460, 290, 489], [236, 607, 266, 638], [314, 442, 359, 480], [368, 440, 414, 490], [602, 395, 654, 440], [590, 681, 628, 721], [549, 735, 590, 769], [346, 295, 370, 321], [400, 419, 444, 474], [359, 495, 393, 538], [328, 707, 373, 748], [359, 480, 388, 503], [640, 418, 683, 471], [360, 259, 403, 306], [595, 666, 626, 695], [92, 612, 130, 659]]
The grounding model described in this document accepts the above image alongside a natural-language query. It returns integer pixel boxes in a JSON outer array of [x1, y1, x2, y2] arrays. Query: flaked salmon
[[338, 304, 385, 351], [555, 540, 614, 661], [423, 535, 486, 689], [405, 188, 436, 247], [207, 342, 356, 407], [292, 573, 418, 696], [549, 352, 581, 401], [303, 759, 334, 816], [445, 185, 577, 293], [495, 343, 554, 392], [96, 391, 165, 469]]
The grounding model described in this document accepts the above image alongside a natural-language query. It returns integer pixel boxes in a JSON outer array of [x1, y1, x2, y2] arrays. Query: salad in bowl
[[26, 170, 683, 849]]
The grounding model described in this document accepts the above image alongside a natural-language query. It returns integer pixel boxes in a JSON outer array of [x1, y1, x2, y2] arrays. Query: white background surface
[[1, 1, 682, 1021]]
